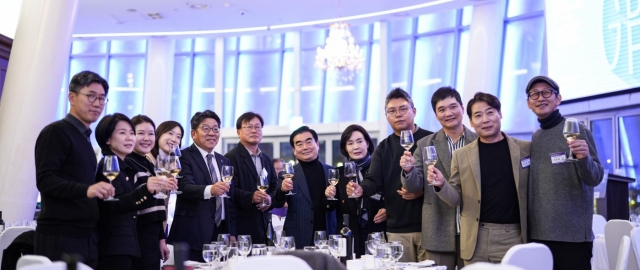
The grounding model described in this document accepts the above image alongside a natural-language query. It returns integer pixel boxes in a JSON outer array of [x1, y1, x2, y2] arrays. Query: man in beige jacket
[[429, 92, 530, 265]]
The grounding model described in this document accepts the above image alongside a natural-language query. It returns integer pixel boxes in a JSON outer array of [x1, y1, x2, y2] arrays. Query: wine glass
[[328, 237, 343, 261], [168, 156, 182, 194], [274, 230, 285, 252], [220, 165, 233, 198], [344, 161, 358, 198], [283, 162, 296, 196], [563, 118, 580, 162], [154, 156, 169, 199], [400, 130, 415, 167], [217, 234, 231, 246], [102, 155, 120, 201], [282, 236, 296, 251], [390, 241, 404, 269], [376, 243, 393, 269], [170, 144, 182, 157], [218, 243, 230, 265], [257, 174, 269, 207], [326, 169, 339, 200], [237, 235, 252, 259], [202, 244, 217, 269], [227, 242, 239, 263], [314, 231, 327, 249], [252, 244, 267, 256], [422, 146, 438, 186]]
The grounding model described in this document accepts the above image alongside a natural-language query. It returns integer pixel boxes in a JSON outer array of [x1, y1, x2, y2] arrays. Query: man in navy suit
[[275, 126, 337, 248], [167, 110, 236, 262]]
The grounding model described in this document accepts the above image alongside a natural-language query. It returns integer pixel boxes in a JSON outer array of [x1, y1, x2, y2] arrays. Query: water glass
[[252, 244, 267, 256], [282, 236, 296, 251]]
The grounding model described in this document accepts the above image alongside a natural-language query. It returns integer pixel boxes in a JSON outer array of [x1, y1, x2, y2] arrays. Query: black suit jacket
[[167, 144, 236, 251], [95, 156, 156, 257], [224, 142, 284, 244]]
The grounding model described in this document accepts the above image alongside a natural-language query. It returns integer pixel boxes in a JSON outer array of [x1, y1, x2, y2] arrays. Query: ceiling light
[[315, 22, 365, 79], [190, 3, 208, 9]]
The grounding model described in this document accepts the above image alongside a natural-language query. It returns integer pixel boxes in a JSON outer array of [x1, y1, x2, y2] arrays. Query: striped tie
[[206, 154, 222, 227]]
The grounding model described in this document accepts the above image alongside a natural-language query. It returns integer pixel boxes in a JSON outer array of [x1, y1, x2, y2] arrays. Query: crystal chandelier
[[315, 22, 365, 73]]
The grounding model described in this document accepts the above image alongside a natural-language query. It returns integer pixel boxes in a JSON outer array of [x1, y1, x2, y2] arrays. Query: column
[[377, 21, 393, 140], [142, 38, 175, 124], [0, 0, 79, 222]]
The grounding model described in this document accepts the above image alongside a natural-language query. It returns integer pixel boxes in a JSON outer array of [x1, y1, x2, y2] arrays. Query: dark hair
[[466, 92, 501, 118], [151, 121, 184, 158], [431, 86, 463, 112], [289, 126, 318, 148], [273, 158, 284, 164], [525, 75, 560, 96], [235, 112, 264, 130], [95, 113, 134, 155], [385, 88, 414, 108], [131, 115, 156, 130], [190, 110, 221, 131], [339, 125, 375, 159], [69, 70, 109, 95]]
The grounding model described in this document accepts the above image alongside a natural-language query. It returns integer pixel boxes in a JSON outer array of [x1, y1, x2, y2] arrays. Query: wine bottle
[[340, 214, 353, 263], [265, 216, 275, 247]]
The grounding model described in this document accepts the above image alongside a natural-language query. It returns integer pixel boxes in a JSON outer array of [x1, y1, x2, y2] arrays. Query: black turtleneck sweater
[[538, 109, 564, 130], [299, 157, 328, 232]]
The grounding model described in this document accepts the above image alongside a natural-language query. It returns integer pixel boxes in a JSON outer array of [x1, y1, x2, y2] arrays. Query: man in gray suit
[[275, 126, 337, 248], [401, 86, 477, 270]]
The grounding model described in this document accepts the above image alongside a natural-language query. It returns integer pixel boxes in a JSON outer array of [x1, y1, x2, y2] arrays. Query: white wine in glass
[[220, 165, 233, 198], [154, 156, 169, 199], [327, 168, 338, 200], [168, 156, 182, 194], [283, 162, 296, 196], [102, 155, 120, 201], [422, 146, 438, 186], [257, 173, 269, 207], [563, 118, 580, 162], [344, 161, 358, 198], [399, 130, 414, 151]]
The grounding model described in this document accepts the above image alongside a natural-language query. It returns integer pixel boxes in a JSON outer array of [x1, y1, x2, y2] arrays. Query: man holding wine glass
[[167, 110, 236, 262], [225, 112, 283, 245], [401, 87, 477, 270], [525, 76, 604, 270], [430, 92, 530, 265], [347, 88, 432, 262]]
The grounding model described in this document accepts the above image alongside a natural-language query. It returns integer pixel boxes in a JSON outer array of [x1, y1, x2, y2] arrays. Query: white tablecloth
[[593, 236, 609, 270]]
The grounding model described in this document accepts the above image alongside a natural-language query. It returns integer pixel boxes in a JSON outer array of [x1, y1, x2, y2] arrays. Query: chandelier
[[315, 22, 365, 73]]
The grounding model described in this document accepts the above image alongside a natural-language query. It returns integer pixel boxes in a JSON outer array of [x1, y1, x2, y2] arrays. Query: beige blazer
[[436, 134, 530, 260]]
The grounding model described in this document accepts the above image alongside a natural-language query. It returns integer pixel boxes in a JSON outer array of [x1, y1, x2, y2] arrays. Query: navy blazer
[[95, 156, 156, 258], [224, 143, 285, 244], [167, 144, 236, 251], [277, 162, 337, 248]]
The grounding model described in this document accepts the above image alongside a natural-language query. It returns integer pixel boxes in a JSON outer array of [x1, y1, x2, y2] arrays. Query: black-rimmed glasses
[[528, 89, 556, 100], [77, 92, 108, 105], [201, 126, 220, 134]]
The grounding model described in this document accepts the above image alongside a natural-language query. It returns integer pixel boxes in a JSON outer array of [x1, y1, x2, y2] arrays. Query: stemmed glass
[[168, 156, 182, 194], [202, 243, 219, 269], [390, 241, 404, 269], [327, 169, 339, 200], [422, 146, 438, 185], [237, 235, 252, 259], [252, 244, 267, 256], [217, 234, 231, 262], [328, 237, 343, 261], [220, 166, 233, 198], [154, 156, 169, 199], [274, 230, 285, 252], [314, 231, 328, 249], [282, 236, 296, 251], [283, 163, 296, 196], [102, 155, 120, 201], [400, 130, 415, 167], [257, 174, 269, 207], [344, 161, 358, 198], [227, 242, 239, 264], [376, 243, 393, 269], [563, 118, 580, 162], [170, 144, 182, 157]]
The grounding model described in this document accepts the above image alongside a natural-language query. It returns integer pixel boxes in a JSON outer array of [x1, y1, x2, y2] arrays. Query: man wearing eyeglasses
[[348, 88, 432, 262], [225, 112, 283, 244], [167, 110, 236, 262], [34, 71, 114, 268], [525, 76, 604, 270]]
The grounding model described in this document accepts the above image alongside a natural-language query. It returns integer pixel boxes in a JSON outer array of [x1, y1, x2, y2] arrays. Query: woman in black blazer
[[125, 115, 173, 270], [325, 124, 387, 258], [94, 113, 167, 270]]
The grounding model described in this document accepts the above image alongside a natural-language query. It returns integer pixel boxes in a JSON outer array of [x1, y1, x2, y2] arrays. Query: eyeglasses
[[201, 126, 220, 134], [77, 92, 108, 105], [385, 106, 411, 116], [528, 89, 557, 100], [242, 125, 262, 131]]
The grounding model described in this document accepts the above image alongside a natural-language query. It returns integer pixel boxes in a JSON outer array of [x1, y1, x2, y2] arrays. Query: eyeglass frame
[[241, 125, 263, 131], [385, 105, 413, 117], [76, 92, 108, 105], [527, 89, 558, 100], [200, 125, 221, 134]]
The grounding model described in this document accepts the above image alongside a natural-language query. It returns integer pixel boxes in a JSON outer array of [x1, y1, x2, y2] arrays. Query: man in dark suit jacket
[[34, 71, 114, 269], [167, 110, 236, 262], [275, 126, 337, 248], [225, 112, 284, 244]]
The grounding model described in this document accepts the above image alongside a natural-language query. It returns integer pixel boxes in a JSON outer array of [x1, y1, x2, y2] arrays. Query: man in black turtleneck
[[275, 126, 337, 248], [526, 76, 604, 270]]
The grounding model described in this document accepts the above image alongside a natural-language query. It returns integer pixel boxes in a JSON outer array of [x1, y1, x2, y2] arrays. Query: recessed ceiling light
[[190, 3, 208, 9], [223, 3, 231, 8], [126, 9, 137, 13]]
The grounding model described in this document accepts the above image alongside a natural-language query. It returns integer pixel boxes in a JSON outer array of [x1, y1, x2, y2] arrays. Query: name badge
[[370, 193, 382, 201], [520, 156, 531, 168], [550, 152, 567, 164]]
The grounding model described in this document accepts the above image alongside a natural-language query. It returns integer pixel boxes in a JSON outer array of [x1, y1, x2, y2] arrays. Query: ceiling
[[71, 0, 489, 38]]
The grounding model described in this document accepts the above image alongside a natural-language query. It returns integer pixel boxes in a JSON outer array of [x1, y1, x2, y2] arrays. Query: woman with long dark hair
[[94, 113, 166, 270], [325, 124, 387, 258], [126, 115, 172, 270], [151, 121, 184, 159]]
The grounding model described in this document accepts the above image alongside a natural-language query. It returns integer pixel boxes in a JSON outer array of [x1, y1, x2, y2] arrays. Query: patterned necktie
[[206, 154, 222, 227]]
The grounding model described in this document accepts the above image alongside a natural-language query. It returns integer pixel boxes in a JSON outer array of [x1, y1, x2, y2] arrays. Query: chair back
[[16, 255, 52, 269], [617, 236, 631, 270], [594, 214, 607, 236], [501, 243, 552, 270], [630, 228, 640, 269], [234, 255, 312, 270], [606, 220, 640, 270], [0, 227, 35, 265]]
